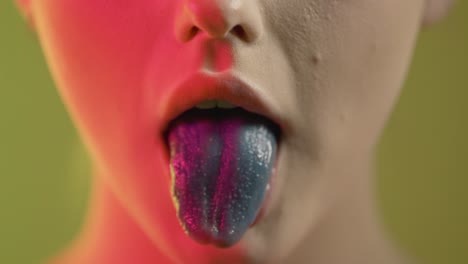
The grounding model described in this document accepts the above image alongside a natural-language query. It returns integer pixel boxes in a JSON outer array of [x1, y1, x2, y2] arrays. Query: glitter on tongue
[[168, 109, 277, 247]]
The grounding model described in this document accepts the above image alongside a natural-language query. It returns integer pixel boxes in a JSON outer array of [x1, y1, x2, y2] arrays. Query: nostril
[[188, 26, 200, 40], [183, 24, 250, 43], [231, 25, 248, 41], [176, 0, 263, 44]]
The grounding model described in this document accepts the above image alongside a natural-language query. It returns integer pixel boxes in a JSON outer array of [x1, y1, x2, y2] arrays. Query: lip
[[157, 71, 286, 135]]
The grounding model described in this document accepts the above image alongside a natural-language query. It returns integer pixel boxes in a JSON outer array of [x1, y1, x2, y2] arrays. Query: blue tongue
[[168, 108, 278, 247]]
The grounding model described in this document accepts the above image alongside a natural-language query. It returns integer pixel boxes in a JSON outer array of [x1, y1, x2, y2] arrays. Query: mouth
[[161, 73, 282, 247]]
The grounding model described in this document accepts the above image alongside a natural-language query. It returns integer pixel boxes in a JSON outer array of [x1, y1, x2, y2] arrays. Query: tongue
[[167, 108, 278, 247]]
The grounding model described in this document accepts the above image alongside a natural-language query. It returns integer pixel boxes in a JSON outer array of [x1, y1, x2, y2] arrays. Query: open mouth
[[164, 97, 281, 247]]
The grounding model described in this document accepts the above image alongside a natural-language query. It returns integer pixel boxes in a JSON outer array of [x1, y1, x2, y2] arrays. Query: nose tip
[[175, 0, 263, 43]]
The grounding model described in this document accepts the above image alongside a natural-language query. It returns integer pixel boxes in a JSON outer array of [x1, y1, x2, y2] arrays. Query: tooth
[[217, 100, 236, 109], [195, 100, 217, 109]]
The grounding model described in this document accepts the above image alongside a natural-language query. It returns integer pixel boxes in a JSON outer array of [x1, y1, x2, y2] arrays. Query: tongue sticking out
[[167, 108, 278, 247]]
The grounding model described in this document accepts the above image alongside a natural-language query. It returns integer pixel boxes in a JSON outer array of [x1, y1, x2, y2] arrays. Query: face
[[27, 0, 426, 263]]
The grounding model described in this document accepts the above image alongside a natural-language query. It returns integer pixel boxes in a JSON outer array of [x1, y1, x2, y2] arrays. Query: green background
[[0, 1, 467, 263]]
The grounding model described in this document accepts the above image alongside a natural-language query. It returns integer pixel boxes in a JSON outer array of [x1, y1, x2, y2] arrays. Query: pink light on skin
[[18, 0, 457, 263], [27, 0, 246, 263]]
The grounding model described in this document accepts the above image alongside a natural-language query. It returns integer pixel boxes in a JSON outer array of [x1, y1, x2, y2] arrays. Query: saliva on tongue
[[167, 108, 278, 247]]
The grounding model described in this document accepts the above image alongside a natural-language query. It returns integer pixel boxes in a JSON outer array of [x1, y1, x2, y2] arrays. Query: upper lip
[[157, 71, 285, 134]]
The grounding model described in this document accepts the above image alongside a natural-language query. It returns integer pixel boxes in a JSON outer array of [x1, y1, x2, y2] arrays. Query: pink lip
[[157, 71, 285, 134]]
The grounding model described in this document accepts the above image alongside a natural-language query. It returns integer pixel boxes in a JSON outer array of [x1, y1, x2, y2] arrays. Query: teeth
[[195, 100, 237, 109], [217, 101, 236, 109], [195, 100, 217, 109]]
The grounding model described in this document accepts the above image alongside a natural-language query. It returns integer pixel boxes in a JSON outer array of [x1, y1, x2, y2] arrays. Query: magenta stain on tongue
[[212, 121, 237, 236], [168, 109, 278, 247]]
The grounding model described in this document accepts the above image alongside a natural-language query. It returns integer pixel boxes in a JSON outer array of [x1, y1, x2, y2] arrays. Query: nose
[[175, 0, 263, 43]]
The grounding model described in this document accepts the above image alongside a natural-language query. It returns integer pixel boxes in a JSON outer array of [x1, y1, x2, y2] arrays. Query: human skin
[[16, 0, 453, 263]]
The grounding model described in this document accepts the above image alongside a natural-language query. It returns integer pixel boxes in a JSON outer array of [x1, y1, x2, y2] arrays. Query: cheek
[[33, 0, 176, 233], [266, 0, 423, 147], [319, 1, 423, 143], [33, 1, 174, 152]]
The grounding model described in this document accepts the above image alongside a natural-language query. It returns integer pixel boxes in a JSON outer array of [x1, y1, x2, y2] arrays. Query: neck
[[52, 175, 172, 264], [286, 159, 409, 264]]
